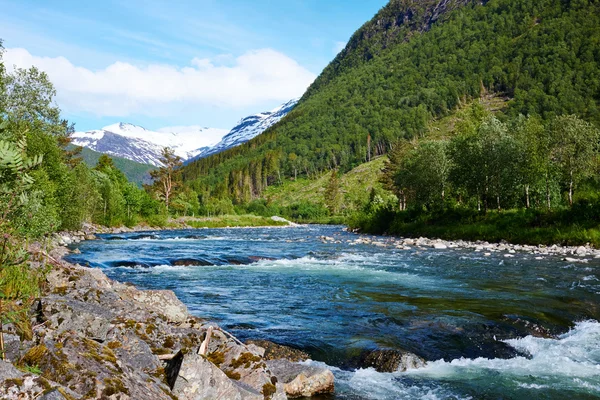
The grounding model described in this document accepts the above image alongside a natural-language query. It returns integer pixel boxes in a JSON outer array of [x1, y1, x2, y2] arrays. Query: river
[[65, 225, 600, 399]]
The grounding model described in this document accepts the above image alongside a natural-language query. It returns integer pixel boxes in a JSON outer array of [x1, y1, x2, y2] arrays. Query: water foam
[[406, 320, 600, 391], [300, 361, 462, 400]]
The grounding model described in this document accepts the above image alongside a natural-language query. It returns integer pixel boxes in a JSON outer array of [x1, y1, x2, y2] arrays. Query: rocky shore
[[0, 240, 333, 399], [333, 232, 600, 261]]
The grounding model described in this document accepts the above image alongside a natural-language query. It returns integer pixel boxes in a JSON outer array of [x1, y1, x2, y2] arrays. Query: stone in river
[[245, 340, 310, 362], [266, 359, 334, 398], [359, 349, 426, 373]]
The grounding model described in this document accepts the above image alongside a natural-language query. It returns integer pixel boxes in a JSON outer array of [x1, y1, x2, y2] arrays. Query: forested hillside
[[182, 0, 600, 207], [78, 147, 155, 186]]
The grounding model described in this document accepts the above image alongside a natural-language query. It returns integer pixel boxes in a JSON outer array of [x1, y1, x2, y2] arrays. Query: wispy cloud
[[4, 47, 316, 118]]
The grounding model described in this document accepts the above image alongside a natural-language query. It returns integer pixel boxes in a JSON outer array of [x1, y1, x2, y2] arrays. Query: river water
[[66, 225, 600, 399]]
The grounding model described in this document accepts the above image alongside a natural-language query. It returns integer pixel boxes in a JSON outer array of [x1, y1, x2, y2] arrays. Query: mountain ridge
[[73, 99, 297, 166], [186, 98, 298, 163]]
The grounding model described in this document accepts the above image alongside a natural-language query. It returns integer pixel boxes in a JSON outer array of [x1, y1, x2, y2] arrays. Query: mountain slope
[[77, 147, 155, 186], [182, 0, 600, 204], [187, 99, 298, 162], [73, 123, 227, 166]]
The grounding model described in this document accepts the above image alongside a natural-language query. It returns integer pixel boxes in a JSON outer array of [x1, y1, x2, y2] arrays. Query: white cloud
[[3, 47, 316, 118], [333, 41, 347, 55]]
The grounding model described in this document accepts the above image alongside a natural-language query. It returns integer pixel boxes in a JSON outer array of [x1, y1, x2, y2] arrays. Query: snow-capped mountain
[[72, 123, 227, 167], [72, 99, 298, 167], [187, 98, 298, 163]]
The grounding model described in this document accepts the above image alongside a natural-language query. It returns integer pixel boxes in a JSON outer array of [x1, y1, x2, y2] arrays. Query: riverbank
[[351, 207, 600, 247], [51, 215, 297, 245], [340, 231, 600, 261], [0, 240, 335, 399]]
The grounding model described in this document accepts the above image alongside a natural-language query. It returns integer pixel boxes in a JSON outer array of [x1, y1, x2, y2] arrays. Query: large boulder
[[266, 359, 334, 398], [360, 349, 425, 373], [168, 352, 253, 400]]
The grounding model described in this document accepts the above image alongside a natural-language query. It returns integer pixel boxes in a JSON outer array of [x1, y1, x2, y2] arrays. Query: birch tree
[[551, 115, 600, 206], [150, 147, 182, 212]]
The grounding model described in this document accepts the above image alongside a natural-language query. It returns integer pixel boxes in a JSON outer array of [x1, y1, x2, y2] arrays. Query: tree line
[[382, 104, 600, 214]]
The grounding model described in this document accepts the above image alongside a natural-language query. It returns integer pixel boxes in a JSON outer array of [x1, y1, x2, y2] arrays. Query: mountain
[[72, 99, 297, 167], [181, 0, 600, 204], [72, 123, 228, 167], [187, 99, 298, 162]]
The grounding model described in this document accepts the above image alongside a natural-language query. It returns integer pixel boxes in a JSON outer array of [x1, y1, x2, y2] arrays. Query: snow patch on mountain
[[72, 99, 297, 167], [187, 98, 298, 162], [72, 123, 228, 167]]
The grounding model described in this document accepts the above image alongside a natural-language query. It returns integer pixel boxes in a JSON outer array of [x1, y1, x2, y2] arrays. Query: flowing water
[[66, 225, 600, 399]]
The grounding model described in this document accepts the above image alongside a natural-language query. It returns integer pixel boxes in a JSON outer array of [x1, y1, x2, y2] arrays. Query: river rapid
[[66, 225, 600, 399]]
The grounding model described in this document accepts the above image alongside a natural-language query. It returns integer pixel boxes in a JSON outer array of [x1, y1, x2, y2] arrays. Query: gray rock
[[170, 352, 248, 400], [576, 246, 587, 255], [245, 340, 309, 362], [360, 349, 426, 373], [266, 359, 334, 398], [127, 289, 189, 323], [0, 360, 23, 381], [39, 389, 68, 400]]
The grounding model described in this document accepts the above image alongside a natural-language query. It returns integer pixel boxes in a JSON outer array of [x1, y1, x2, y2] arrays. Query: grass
[[353, 206, 600, 247], [179, 215, 289, 229], [264, 156, 389, 212]]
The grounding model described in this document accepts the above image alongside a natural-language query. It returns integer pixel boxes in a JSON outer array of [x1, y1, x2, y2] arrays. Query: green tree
[[550, 115, 600, 206], [149, 147, 182, 212]]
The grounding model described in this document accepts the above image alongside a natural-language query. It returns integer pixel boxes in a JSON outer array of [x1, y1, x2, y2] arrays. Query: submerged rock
[[359, 349, 426, 373], [266, 359, 334, 398], [170, 258, 214, 266]]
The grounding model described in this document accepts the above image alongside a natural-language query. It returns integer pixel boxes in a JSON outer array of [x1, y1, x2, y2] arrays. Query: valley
[[1, 0, 600, 399]]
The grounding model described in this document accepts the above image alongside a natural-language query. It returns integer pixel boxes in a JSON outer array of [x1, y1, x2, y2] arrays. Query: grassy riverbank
[[177, 214, 290, 229], [351, 205, 600, 247]]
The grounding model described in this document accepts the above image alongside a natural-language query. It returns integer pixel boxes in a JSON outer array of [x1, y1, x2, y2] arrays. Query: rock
[[207, 339, 286, 400], [360, 349, 426, 373], [2, 334, 22, 363], [128, 289, 189, 323], [564, 257, 589, 263], [266, 359, 334, 398], [0, 360, 80, 400], [432, 242, 447, 249], [271, 216, 296, 226], [576, 246, 587, 255], [245, 340, 309, 362], [39, 389, 68, 400], [168, 352, 251, 400], [0, 360, 23, 381]]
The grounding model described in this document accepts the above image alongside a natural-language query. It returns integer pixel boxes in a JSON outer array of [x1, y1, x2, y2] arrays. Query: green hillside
[[182, 0, 600, 206], [78, 147, 155, 186], [264, 156, 389, 210]]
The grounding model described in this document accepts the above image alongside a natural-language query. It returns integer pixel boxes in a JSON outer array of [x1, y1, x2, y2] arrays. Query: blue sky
[[1, 0, 386, 134]]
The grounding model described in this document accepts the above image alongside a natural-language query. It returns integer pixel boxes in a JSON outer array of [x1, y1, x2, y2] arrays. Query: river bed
[[66, 225, 600, 399]]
